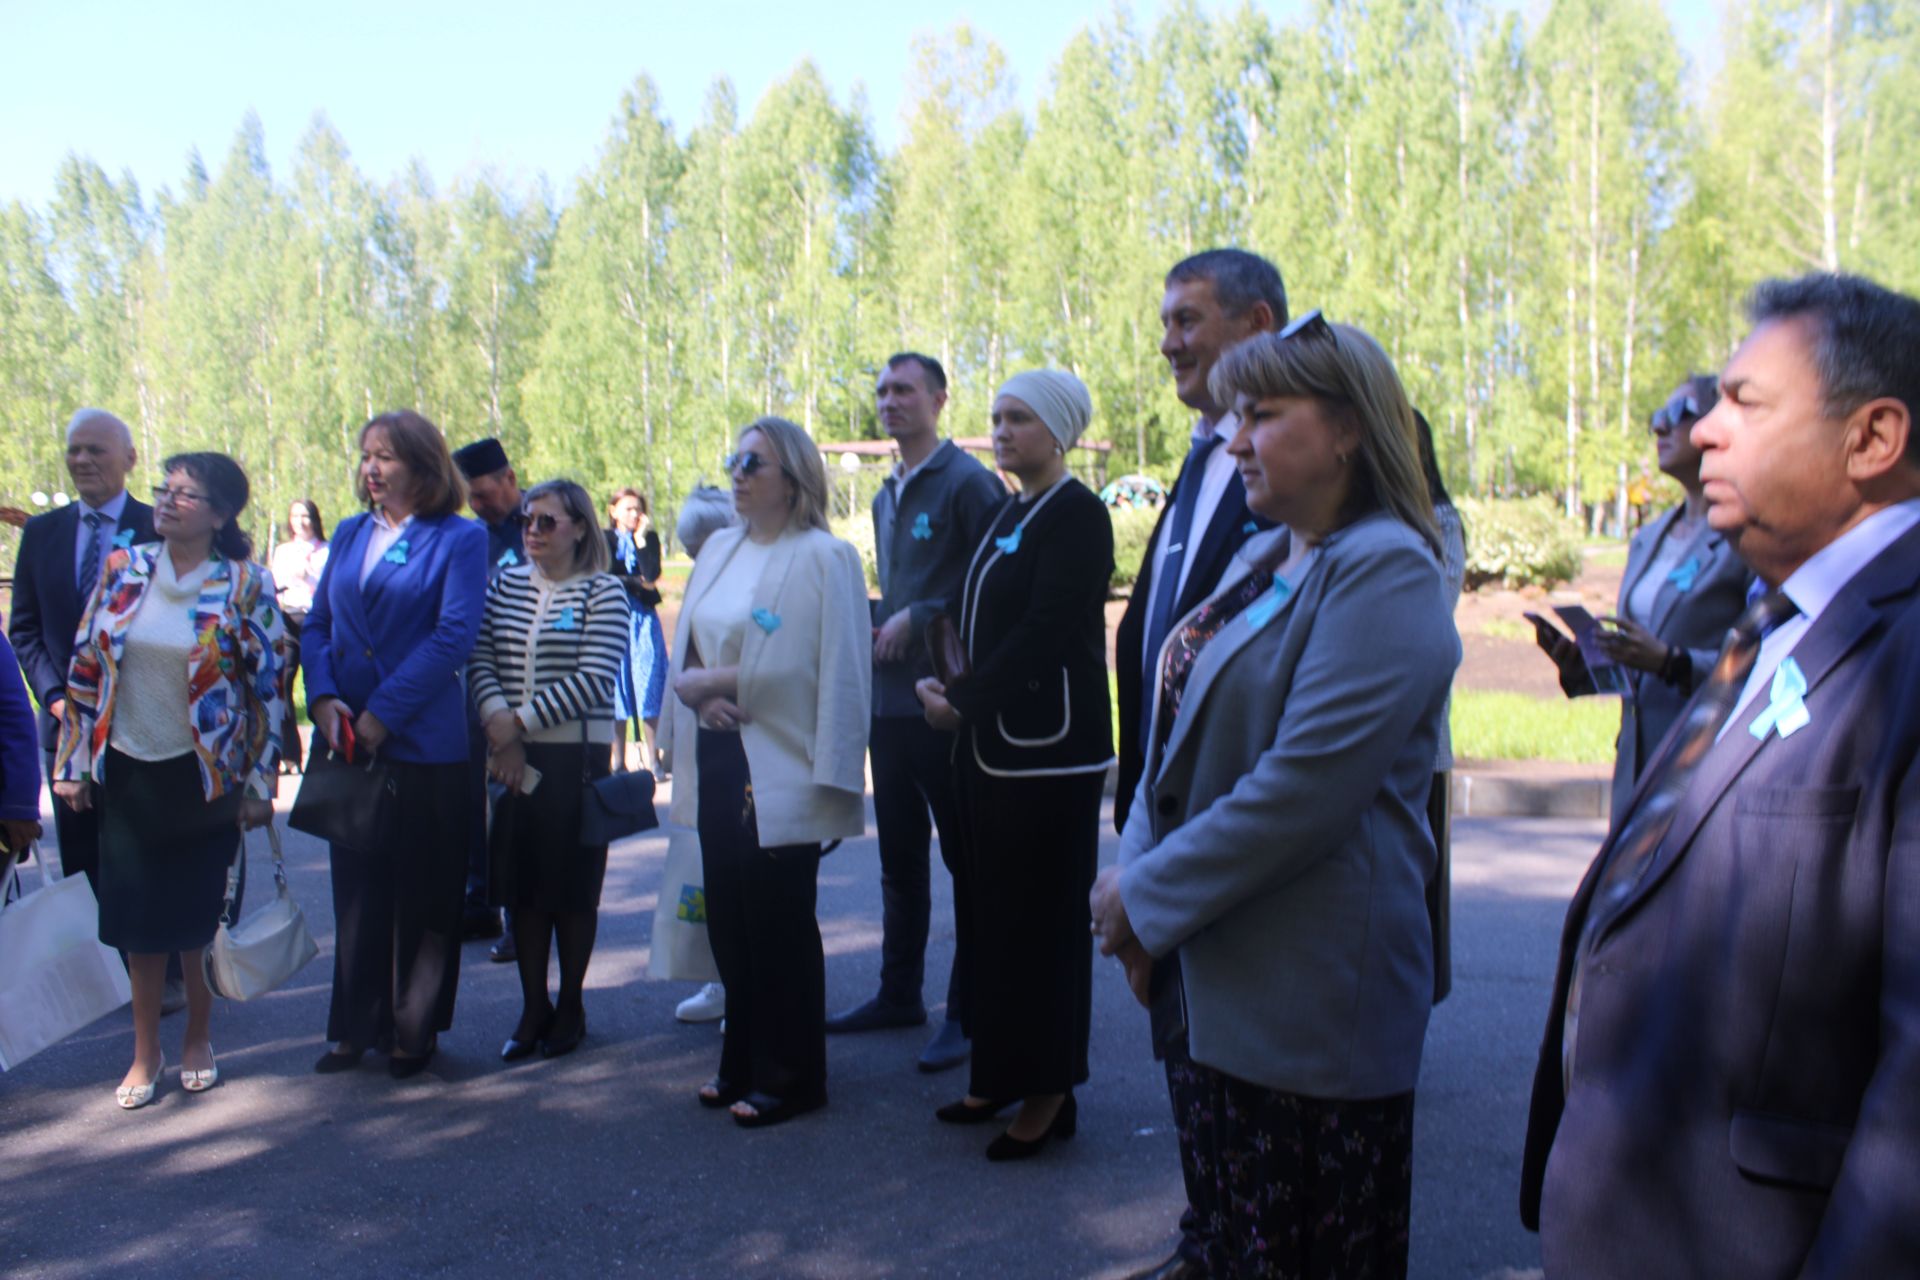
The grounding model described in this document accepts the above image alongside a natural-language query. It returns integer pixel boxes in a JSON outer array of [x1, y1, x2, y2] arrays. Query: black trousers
[[869, 715, 966, 1016], [326, 758, 471, 1056], [464, 718, 492, 915], [1168, 1057, 1416, 1279], [697, 729, 825, 1102]]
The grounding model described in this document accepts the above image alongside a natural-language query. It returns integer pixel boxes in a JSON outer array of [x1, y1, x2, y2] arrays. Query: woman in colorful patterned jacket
[[54, 451, 284, 1109]]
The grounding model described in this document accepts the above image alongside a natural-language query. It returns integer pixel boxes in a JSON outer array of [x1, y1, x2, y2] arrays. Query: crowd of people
[[4, 247, 1918, 1279]]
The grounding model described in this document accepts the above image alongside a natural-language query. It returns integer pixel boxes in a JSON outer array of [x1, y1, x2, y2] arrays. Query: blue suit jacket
[[302, 511, 488, 764], [1523, 518, 1920, 1277]]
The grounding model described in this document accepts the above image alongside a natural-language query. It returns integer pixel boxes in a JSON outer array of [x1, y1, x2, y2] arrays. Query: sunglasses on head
[[1278, 309, 1335, 344], [1649, 391, 1703, 434]]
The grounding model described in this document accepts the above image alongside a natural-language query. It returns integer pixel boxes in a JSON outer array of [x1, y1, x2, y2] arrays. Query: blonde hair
[[521, 479, 611, 575], [1209, 323, 1440, 555], [740, 416, 830, 534]]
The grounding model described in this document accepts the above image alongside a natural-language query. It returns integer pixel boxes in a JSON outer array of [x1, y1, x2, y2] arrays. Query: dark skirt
[[488, 740, 610, 913], [955, 760, 1104, 1100], [96, 747, 242, 953], [325, 758, 471, 1056]]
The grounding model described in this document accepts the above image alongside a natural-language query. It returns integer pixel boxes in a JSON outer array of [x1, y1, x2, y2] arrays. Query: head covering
[[676, 484, 736, 559], [452, 437, 510, 479], [996, 369, 1093, 451]]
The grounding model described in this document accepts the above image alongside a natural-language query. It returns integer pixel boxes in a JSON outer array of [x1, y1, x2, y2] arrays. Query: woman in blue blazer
[[1092, 316, 1460, 1277], [303, 410, 489, 1079]]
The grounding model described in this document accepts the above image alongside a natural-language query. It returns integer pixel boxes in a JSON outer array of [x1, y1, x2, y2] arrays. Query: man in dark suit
[[1116, 251, 1284, 1280], [1522, 272, 1920, 1277], [8, 408, 156, 892]]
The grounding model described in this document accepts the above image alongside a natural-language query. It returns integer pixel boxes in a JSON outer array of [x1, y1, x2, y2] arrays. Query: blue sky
[[0, 0, 1722, 209]]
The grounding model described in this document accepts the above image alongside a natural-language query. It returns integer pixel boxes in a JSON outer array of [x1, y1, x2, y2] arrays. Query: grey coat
[[1117, 514, 1461, 1098], [1608, 504, 1751, 818]]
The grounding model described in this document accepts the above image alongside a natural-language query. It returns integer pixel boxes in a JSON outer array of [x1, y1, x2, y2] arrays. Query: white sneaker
[[676, 983, 726, 1023]]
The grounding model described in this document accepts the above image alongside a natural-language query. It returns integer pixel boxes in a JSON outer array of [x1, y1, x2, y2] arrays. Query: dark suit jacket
[[7, 497, 157, 750], [1608, 504, 1751, 818], [1113, 447, 1264, 832], [1521, 518, 1920, 1278]]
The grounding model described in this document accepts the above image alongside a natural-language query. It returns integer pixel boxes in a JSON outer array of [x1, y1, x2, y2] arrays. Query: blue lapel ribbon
[[383, 539, 410, 566], [751, 607, 781, 634], [911, 512, 932, 541], [1749, 657, 1811, 741], [994, 526, 1022, 555], [1667, 554, 1701, 593], [1244, 576, 1294, 630]]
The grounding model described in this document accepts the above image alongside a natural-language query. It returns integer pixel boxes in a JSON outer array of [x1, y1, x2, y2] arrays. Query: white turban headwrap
[[997, 369, 1093, 451]]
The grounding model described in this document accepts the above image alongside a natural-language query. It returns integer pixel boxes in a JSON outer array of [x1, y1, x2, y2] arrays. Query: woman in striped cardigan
[[470, 479, 631, 1060]]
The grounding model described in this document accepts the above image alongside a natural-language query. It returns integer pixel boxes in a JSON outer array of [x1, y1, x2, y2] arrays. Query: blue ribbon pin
[[1242, 520, 1258, 534], [554, 605, 579, 631], [911, 512, 932, 541], [751, 607, 782, 634], [382, 539, 409, 566], [994, 526, 1023, 555], [1244, 576, 1294, 630], [498, 548, 519, 567], [1667, 555, 1701, 593], [1749, 657, 1811, 741], [112, 528, 135, 549]]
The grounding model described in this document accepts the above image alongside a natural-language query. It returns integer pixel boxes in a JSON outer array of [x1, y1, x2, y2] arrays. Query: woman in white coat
[[661, 416, 871, 1129]]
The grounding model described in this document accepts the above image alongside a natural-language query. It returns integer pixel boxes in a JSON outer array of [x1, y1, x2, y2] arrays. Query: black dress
[[941, 477, 1114, 1100]]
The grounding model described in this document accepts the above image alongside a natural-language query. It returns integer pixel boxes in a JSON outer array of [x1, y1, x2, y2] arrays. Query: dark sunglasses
[[1278, 308, 1335, 345], [523, 512, 570, 534], [1649, 391, 1703, 434], [723, 450, 778, 478]]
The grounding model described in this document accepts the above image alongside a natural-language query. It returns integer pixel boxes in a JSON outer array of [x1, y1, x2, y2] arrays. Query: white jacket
[[660, 525, 872, 848]]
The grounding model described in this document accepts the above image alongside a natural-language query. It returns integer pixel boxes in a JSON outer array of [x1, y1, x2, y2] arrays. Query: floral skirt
[[1168, 1056, 1415, 1279]]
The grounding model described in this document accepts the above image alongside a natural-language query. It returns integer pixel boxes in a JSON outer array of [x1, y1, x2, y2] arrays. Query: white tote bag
[[204, 824, 318, 1001], [0, 854, 133, 1070], [647, 825, 720, 983]]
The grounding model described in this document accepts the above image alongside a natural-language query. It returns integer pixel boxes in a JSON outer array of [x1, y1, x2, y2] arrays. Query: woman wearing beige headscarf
[[916, 369, 1114, 1161]]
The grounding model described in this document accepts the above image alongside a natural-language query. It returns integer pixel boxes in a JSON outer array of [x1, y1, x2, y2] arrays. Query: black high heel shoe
[[313, 1044, 365, 1074], [541, 1007, 586, 1058], [985, 1093, 1077, 1162], [388, 1036, 437, 1079], [502, 1011, 554, 1062], [935, 1096, 1017, 1124]]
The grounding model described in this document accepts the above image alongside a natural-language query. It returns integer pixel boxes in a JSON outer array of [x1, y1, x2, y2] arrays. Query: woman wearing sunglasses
[[1529, 374, 1752, 818], [660, 416, 871, 1129], [470, 480, 630, 1060], [53, 452, 284, 1107], [1090, 315, 1460, 1275]]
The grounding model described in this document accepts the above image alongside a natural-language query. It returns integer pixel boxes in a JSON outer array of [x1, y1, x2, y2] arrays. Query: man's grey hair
[[676, 484, 736, 559], [1747, 274, 1920, 458], [1165, 249, 1289, 326], [65, 408, 134, 451]]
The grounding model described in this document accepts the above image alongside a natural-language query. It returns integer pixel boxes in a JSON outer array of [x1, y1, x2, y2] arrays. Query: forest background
[[1, 0, 1915, 561]]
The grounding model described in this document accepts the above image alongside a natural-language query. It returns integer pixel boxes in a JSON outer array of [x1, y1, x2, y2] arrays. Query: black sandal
[[698, 1077, 746, 1109], [731, 1089, 826, 1129]]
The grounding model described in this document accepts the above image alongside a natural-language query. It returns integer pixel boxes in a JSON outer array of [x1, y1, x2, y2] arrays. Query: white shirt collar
[[892, 440, 947, 487], [80, 489, 130, 522], [370, 507, 412, 533], [1777, 498, 1920, 622]]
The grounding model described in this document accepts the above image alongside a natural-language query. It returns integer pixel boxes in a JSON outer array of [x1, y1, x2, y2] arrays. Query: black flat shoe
[[388, 1037, 437, 1079], [541, 1010, 586, 1058], [731, 1089, 827, 1129], [986, 1093, 1077, 1162], [502, 1012, 553, 1062], [935, 1096, 1016, 1125], [823, 996, 926, 1034], [698, 1077, 746, 1109], [313, 1045, 365, 1074]]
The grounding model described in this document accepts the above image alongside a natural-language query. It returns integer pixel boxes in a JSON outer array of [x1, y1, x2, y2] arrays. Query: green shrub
[[1109, 505, 1160, 589], [1457, 496, 1583, 590], [830, 515, 881, 591]]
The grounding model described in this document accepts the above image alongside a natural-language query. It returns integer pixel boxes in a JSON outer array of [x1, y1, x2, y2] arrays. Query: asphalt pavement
[[0, 791, 1604, 1279]]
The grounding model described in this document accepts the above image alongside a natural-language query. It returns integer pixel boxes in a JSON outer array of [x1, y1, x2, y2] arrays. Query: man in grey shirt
[[824, 352, 1006, 1073]]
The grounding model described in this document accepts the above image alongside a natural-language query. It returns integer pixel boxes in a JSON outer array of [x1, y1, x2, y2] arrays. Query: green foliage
[[1450, 688, 1618, 763], [1109, 505, 1159, 589], [1457, 496, 1584, 589], [830, 515, 881, 591]]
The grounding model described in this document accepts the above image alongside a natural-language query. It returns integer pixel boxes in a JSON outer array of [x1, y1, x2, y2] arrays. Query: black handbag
[[578, 720, 658, 846], [288, 740, 396, 850]]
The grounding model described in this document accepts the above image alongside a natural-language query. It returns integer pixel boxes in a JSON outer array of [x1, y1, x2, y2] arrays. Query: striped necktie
[[77, 511, 106, 598], [1562, 589, 1799, 1087]]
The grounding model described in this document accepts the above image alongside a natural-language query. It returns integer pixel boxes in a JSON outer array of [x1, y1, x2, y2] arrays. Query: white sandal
[[115, 1054, 165, 1110], [182, 1047, 219, 1093]]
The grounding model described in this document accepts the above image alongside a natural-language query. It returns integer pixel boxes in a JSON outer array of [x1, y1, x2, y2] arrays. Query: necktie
[[1140, 434, 1222, 743], [1561, 589, 1800, 1086], [77, 511, 105, 598]]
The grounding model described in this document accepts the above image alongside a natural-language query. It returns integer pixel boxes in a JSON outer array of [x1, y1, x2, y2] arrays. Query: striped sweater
[[470, 565, 631, 743]]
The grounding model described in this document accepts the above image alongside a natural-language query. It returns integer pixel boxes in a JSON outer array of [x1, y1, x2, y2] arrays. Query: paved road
[[0, 793, 1603, 1279]]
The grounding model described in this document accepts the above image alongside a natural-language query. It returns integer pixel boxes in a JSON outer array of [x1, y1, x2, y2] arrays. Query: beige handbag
[[204, 824, 318, 1001]]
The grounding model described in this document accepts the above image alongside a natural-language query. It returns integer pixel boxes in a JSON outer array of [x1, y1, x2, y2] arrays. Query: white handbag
[[0, 851, 133, 1069], [204, 824, 318, 1001]]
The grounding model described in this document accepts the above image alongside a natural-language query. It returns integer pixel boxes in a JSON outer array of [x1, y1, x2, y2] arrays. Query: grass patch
[[1451, 688, 1617, 764], [1478, 617, 1533, 642]]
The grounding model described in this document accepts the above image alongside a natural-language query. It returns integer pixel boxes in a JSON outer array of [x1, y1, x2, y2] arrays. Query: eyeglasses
[[523, 512, 570, 534], [151, 486, 210, 509], [1278, 309, 1335, 345], [724, 451, 774, 479], [1649, 391, 1703, 434]]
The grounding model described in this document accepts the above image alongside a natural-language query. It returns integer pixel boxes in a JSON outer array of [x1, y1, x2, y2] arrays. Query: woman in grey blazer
[[1530, 375, 1752, 819], [1091, 314, 1460, 1278]]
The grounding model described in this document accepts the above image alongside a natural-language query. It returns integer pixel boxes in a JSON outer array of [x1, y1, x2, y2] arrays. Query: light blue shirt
[[73, 489, 130, 581], [1723, 497, 1920, 737]]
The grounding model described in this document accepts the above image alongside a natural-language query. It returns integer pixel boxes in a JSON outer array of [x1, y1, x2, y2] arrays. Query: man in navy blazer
[[1522, 273, 1920, 1276], [8, 409, 156, 891]]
